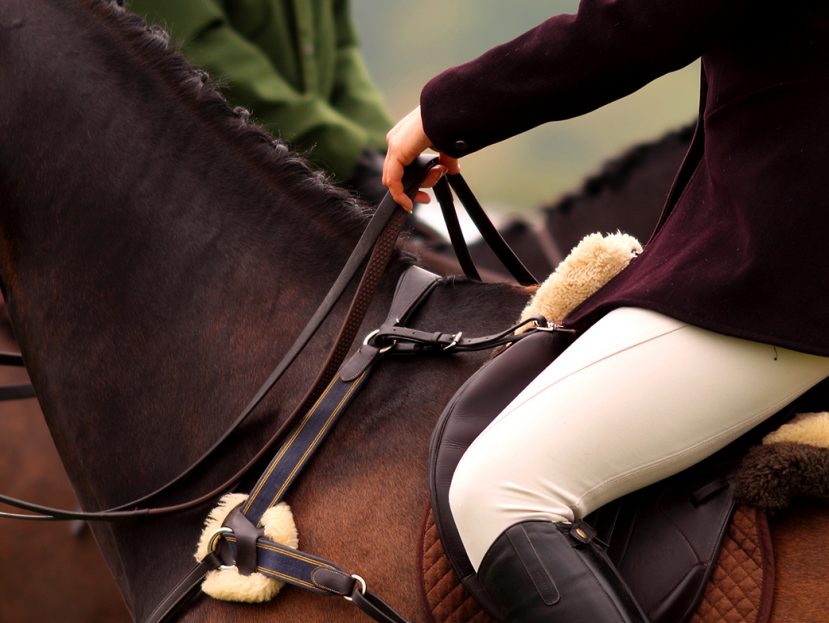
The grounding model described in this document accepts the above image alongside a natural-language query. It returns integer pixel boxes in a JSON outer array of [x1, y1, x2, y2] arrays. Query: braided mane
[[81, 0, 370, 237]]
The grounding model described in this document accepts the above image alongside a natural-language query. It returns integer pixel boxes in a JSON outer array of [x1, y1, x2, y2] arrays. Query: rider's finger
[[383, 157, 414, 212], [421, 164, 447, 189], [414, 190, 431, 204], [391, 182, 413, 212], [440, 153, 461, 175]]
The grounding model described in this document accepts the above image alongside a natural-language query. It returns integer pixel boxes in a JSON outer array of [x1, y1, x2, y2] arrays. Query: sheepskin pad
[[517, 231, 829, 515], [517, 231, 641, 332], [195, 493, 299, 603], [737, 412, 829, 511]]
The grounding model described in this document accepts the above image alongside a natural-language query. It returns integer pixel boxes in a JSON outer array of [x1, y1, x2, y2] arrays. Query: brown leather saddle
[[428, 329, 806, 623]]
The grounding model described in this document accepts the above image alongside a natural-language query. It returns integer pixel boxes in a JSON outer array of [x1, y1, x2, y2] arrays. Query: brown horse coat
[[421, 0, 829, 356]]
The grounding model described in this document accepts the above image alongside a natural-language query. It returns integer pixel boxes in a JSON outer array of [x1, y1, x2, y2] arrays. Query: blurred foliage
[[352, 0, 698, 215]]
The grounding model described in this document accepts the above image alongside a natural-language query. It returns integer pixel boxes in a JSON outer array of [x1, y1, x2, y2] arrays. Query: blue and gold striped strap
[[241, 370, 369, 522], [209, 533, 410, 622]]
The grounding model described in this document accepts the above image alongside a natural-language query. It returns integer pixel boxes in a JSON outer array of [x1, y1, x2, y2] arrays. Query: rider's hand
[[383, 106, 459, 212]]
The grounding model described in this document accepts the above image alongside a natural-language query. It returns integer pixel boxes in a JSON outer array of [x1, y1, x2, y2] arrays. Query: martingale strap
[[148, 267, 442, 623], [242, 370, 370, 521], [0, 156, 439, 523], [221, 534, 414, 623], [366, 317, 570, 354], [241, 266, 442, 522], [154, 265, 555, 623]]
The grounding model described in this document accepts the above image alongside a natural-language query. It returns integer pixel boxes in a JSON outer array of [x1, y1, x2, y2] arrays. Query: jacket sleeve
[[421, 0, 754, 158], [128, 0, 376, 181]]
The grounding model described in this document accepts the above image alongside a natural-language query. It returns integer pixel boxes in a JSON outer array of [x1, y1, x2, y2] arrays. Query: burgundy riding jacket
[[421, 0, 829, 356]]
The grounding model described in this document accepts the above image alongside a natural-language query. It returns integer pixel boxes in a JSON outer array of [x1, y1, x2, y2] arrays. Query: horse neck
[[0, 1, 388, 612]]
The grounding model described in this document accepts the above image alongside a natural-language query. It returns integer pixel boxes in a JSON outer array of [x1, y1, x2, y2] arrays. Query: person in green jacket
[[128, 0, 393, 203]]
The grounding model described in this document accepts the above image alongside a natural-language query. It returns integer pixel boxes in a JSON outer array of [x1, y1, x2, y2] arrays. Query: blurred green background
[[352, 0, 699, 215]]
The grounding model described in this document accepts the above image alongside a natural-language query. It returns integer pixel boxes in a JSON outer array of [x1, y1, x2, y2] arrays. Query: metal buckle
[[441, 331, 463, 351], [363, 329, 394, 354], [207, 526, 236, 571], [533, 320, 577, 334], [343, 574, 367, 602]]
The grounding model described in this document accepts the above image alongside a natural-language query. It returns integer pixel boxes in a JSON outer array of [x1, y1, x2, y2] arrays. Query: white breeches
[[449, 307, 829, 571]]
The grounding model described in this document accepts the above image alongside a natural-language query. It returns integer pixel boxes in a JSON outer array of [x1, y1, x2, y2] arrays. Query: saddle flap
[[590, 459, 738, 622], [428, 329, 740, 623], [428, 330, 576, 618]]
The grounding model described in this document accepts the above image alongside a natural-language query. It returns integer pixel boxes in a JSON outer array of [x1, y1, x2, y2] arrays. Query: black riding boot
[[477, 520, 648, 622]]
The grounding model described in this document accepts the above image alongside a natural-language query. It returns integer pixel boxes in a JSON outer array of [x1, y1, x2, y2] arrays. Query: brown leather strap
[[441, 173, 540, 286], [340, 266, 441, 382], [143, 555, 221, 623], [223, 507, 264, 576], [0, 156, 439, 523], [433, 178, 481, 281], [291, 208, 406, 418]]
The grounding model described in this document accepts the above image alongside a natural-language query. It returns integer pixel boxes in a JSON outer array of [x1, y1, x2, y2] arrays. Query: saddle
[[426, 329, 824, 623]]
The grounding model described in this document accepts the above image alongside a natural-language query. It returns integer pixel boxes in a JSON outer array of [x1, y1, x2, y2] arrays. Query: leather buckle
[[442, 332, 463, 351]]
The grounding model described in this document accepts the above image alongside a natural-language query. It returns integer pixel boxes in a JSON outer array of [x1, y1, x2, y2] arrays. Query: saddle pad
[[419, 504, 771, 623], [689, 505, 774, 623]]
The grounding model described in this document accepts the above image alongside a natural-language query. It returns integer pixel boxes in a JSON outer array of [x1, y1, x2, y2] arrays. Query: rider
[[128, 0, 392, 204], [384, 1, 829, 621]]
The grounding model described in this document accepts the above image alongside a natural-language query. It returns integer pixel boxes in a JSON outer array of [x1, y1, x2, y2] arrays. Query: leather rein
[[0, 157, 553, 622], [0, 156, 439, 522]]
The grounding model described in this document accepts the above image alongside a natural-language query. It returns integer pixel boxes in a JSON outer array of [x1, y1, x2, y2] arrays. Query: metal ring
[[362, 329, 394, 354], [343, 574, 367, 602], [206, 526, 236, 571]]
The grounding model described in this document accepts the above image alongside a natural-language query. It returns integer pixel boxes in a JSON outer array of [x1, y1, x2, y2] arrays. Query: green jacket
[[128, 0, 392, 181]]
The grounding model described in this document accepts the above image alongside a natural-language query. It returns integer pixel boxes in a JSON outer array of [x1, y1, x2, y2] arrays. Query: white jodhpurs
[[449, 307, 829, 571]]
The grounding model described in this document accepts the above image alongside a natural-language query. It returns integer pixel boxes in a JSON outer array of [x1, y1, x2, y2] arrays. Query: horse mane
[[543, 123, 695, 216], [81, 0, 371, 239]]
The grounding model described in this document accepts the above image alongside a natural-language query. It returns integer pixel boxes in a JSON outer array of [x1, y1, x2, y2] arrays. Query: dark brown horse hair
[[80, 0, 371, 240]]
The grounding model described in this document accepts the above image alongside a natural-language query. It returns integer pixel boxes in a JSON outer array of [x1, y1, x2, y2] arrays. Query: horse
[[0, 101, 682, 623], [2, 2, 828, 622], [0, 2, 532, 620]]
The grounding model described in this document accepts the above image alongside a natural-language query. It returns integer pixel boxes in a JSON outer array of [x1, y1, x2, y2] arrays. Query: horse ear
[[517, 231, 641, 330]]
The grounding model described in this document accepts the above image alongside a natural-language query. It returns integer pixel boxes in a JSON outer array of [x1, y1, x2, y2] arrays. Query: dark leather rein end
[[0, 155, 440, 523]]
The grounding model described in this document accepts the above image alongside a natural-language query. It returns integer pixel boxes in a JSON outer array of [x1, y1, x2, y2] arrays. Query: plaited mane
[[80, 0, 371, 240]]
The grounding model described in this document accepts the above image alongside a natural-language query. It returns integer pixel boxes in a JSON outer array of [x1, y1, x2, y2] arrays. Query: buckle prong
[[442, 331, 463, 351]]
